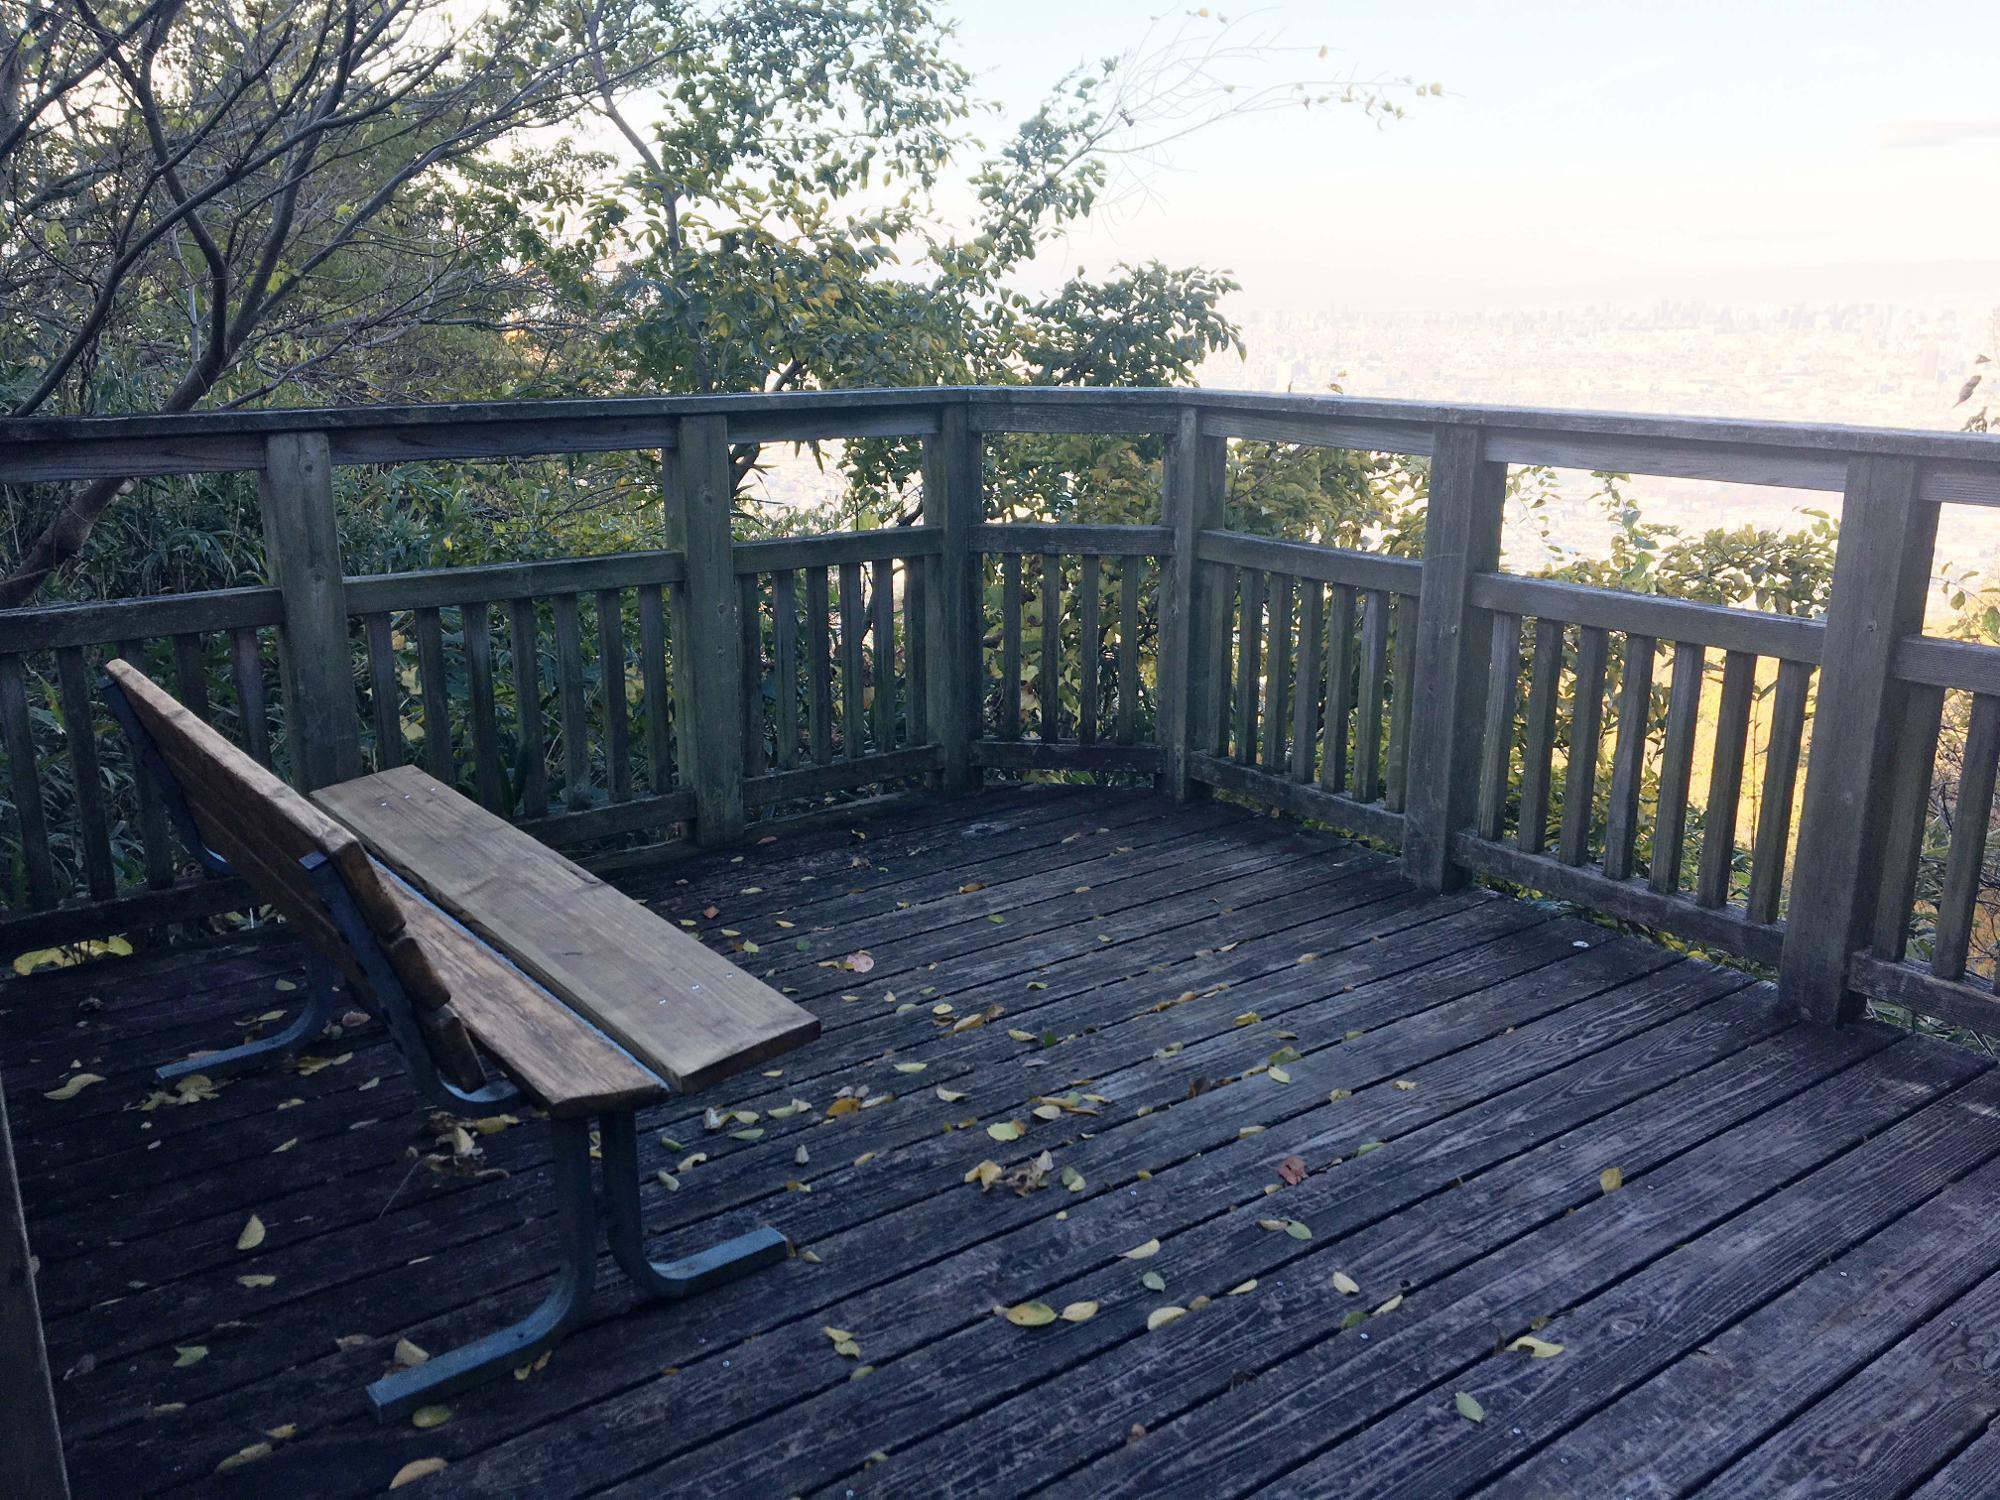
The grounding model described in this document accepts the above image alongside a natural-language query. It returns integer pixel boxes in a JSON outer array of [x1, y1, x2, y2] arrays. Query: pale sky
[[949, 0, 2000, 311]]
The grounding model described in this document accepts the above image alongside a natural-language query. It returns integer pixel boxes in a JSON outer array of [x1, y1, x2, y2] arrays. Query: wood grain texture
[[316, 764, 818, 1094], [663, 418, 745, 844]]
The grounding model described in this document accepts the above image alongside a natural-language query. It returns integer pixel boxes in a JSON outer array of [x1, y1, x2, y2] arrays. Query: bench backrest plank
[[314, 765, 820, 1092], [103, 661, 485, 1088]]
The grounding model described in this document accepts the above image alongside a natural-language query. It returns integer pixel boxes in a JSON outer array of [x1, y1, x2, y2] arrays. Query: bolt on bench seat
[[99, 660, 820, 1419]]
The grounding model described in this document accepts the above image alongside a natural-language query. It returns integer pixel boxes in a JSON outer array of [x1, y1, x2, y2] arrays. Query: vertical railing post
[[664, 414, 746, 845], [1401, 422, 1508, 890], [1157, 402, 1228, 799], [922, 400, 981, 793], [1781, 455, 1937, 1022], [258, 430, 362, 789], [0, 1073, 69, 1500]]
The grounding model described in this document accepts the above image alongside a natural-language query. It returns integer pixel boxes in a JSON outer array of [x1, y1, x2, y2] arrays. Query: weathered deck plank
[[2, 785, 1996, 1499]]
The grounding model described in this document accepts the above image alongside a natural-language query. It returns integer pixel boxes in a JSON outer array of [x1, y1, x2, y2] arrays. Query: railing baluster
[[1354, 588, 1390, 801], [1320, 583, 1355, 793], [1649, 641, 1704, 896], [1290, 581, 1325, 784], [118, 640, 176, 888], [1930, 692, 2000, 980], [1695, 649, 1757, 908], [1000, 553, 1023, 739], [1078, 553, 1101, 745], [806, 567, 833, 765], [596, 588, 632, 803], [415, 605, 453, 783], [1235, 569, 1264, 766], [1038, 552, 1062, 744], [0, 654, 55, 909], [1262, 574, 1293, 773], [1201, 562, 1232, 757], [1474, 613, 1522, 841], [228, 626, 271, 767], [1558, 624, 1610, 866], [1602, 633, 1655, 881], [462, 603, 507, 811], [1384, 593, 1419, 812], [903, 559, 928, 746], [55, 646, 114, 901], [550, 592, 590, 810], [636, 584, 674, 794], [1119, 559, 1143, 746], [1517, 620, 1566, 855], [1745, 656, 1813, 924], [1869, 683, 1946, 961], [872, 559, 897, 753], [839, 559, 865, 760], [170, 633, 210, 721], [741, 573, 767, 776], [773, 570, 799, 769], [365, 613, 401, 771], [508, 596, 549, 819]]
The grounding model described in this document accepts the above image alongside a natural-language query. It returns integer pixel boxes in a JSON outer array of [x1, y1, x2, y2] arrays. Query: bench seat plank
[[380, 875, 667, 1116], [316, 766, 820, 1093]]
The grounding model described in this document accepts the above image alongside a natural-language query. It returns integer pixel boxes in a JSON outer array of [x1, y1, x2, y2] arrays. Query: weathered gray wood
[[1353, 589, 1390, 800], [1157, 408, 1229, 798], [839, 560, 866, 760], [1320, 583, 1357, 794], [1474, 612, 1522, 840], [1515, 621, 1566, 856], [1235, 569, 1265, 767], [507, 596, 549, 818], [772, 571, 798, 770], [56, 646, 115, 900], [872, 560, 897, 751], [1201, 562, 1233, 757], [363, 613, 401, 772], [740, 573, 767, 777], [1894, 634, 2000, 695], [119, 640, 176, 888], [1869, 682, 1945, 960], [227, 626, 271, 767], [1190, 752, 1409, 846], [595, 589, 632, 803], [744, 745, 942, 805], [415, 605, 453, 783], [904, 559, 928, 746], [461, 603, 507, 811], [1696, 649, 1757, 908], [1197, 530, 1423, 607], [1558, 625, 1610, 865], [1650, 641, 1705, 895], [1783, 456, 1938, 1021], [1400, 423, 1508, 888], [0, 586, 281, 653], [1118, 560, 1142, 746], [975, 523, 1169, 557], [999, 553, 1023, 739], [1602, 634, 1655, 882], [1745, 655, 1812, 924], [969, 739, 1163, 774], [550, 592, 591, 811], [1, 653, 57, 907], [1846, 952, 2000, 1037], [1930, 692, 2000, 980], [1290, 581, 1325, 784], [920, 405, 980, 791], [257, 430, 361, 789], [169, 632, 210, 720], [1262, 574, 1293, 773], [1078, 553, 1101, 744], [731, 530, 943, 575], [343, 551, 683, 615], [1471, 572, 1822, 664], [1384, 594, 1419, 812], [662, 417, 745, 845], [806, 568, 833, 765], [0, 1071, 69, 1500], [636, 584, 674, 795]]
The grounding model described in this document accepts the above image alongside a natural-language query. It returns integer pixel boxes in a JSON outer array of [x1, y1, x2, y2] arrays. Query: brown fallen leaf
[[1276, 1155, 1308, 1187]]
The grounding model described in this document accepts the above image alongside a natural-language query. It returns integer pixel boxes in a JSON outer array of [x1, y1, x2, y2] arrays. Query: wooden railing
[[4, 387, 2000, 1036]]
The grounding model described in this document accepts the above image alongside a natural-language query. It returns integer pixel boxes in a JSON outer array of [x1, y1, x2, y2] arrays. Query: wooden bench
[[100, 661, 819, 1419]]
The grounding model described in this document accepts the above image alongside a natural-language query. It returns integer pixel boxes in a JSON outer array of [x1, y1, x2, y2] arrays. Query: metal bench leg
[[155, 951, 340, 1084], [598, 1111, 790, 1298], [366, 1116, 599, 1422]]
